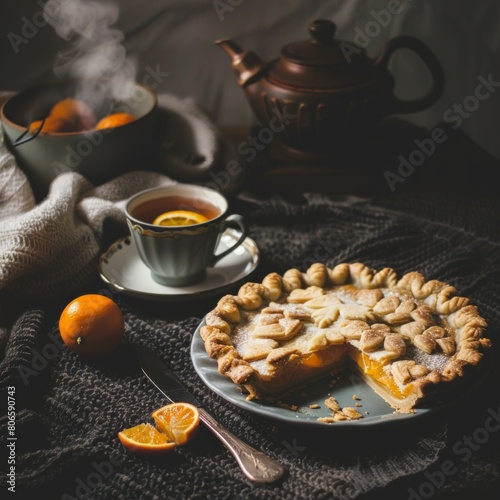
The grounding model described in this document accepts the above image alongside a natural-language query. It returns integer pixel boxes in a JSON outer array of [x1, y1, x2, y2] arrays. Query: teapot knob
[[308, 19, 336, 44]]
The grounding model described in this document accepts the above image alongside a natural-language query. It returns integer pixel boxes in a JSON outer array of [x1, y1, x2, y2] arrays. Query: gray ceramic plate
[[99, 229, 259, 301], [191, 319, 430, 428], [191, 320, 493, 428]]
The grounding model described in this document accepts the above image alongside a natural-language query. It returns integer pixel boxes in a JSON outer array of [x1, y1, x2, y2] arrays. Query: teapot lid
[[270, 19, 372, 88]]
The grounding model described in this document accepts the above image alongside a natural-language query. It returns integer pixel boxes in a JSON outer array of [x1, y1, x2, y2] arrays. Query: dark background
[[1, 0, 499, 162]]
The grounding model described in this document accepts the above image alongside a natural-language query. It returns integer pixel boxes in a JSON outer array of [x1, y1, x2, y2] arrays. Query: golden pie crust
[[200, 263, 491, 413]]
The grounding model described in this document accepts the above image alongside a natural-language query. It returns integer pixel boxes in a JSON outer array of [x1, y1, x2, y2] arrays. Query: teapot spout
[[215, 38, 268, 87]]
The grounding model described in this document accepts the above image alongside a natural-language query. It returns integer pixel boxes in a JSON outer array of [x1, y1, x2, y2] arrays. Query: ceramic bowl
[[0, 79, 158, 200]]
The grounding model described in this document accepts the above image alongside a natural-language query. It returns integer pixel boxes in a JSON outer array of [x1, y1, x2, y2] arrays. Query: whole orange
[[49, 98, 97, 131], [29, 116, 73, 134], [59, 294, 125, 357]]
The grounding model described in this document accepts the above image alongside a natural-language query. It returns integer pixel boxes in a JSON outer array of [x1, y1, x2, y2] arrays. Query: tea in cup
[[125, 184, 248, 286]]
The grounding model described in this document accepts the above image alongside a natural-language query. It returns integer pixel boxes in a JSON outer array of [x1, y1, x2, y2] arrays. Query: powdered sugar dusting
[[405, 345, 449, 373]]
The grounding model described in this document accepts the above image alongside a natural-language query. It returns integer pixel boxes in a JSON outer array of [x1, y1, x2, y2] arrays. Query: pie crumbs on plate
[[199, 262, 491, 413]]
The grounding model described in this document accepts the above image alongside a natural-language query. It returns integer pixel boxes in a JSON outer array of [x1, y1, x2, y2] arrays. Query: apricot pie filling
[[200, 263, 491, 413], [349, 349, 414, 400]]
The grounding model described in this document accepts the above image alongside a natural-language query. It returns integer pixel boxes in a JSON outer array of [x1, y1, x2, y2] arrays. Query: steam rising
[[43, 0, 137, 109]]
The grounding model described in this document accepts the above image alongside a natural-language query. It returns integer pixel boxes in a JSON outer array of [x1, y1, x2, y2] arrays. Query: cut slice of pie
[[200, 263, 491, 413]]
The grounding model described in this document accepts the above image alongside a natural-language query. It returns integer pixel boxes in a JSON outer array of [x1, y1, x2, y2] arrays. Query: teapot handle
[[373, 36, 445, 114]]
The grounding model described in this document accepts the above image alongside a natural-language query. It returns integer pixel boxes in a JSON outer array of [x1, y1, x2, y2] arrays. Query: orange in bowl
[[96, 112, 136, 130], [49, 97, 97, 131], [29, 115, 73, 134]]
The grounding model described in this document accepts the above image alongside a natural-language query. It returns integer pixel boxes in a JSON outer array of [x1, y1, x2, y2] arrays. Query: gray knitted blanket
[[1, 185, 499, 499]]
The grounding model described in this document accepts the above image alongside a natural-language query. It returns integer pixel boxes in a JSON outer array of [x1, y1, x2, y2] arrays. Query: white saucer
[[99, 229, 259, 301]]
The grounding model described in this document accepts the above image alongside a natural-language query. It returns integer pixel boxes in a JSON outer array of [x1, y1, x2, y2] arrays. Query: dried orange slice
[[152, 403, 200, 445], [118, 423, 177, 455], [95, 112, 136, 130], [152, 210, 208, 226]]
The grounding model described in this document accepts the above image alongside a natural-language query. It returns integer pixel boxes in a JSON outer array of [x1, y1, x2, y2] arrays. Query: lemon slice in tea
[[152, 210, 208, 226]]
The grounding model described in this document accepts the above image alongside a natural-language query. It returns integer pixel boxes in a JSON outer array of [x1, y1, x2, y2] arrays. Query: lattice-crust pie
[[200, 263, 491, 412]]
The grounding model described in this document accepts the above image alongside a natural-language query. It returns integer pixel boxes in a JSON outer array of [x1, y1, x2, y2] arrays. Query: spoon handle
[[199, 408, 285, 483], [137, 345, 284, 483]]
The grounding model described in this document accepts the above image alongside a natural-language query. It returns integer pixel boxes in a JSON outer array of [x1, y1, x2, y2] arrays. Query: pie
[[200, 263, 491, 413]]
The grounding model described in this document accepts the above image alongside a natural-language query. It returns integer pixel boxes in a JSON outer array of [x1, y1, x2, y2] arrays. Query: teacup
[[125, 183, 248, 286]]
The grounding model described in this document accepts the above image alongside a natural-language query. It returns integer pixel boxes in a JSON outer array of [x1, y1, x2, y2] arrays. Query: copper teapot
[[216, 19, 444, 160]]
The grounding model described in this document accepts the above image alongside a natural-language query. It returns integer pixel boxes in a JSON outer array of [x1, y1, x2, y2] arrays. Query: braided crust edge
[[199, 262, 490, 409]]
